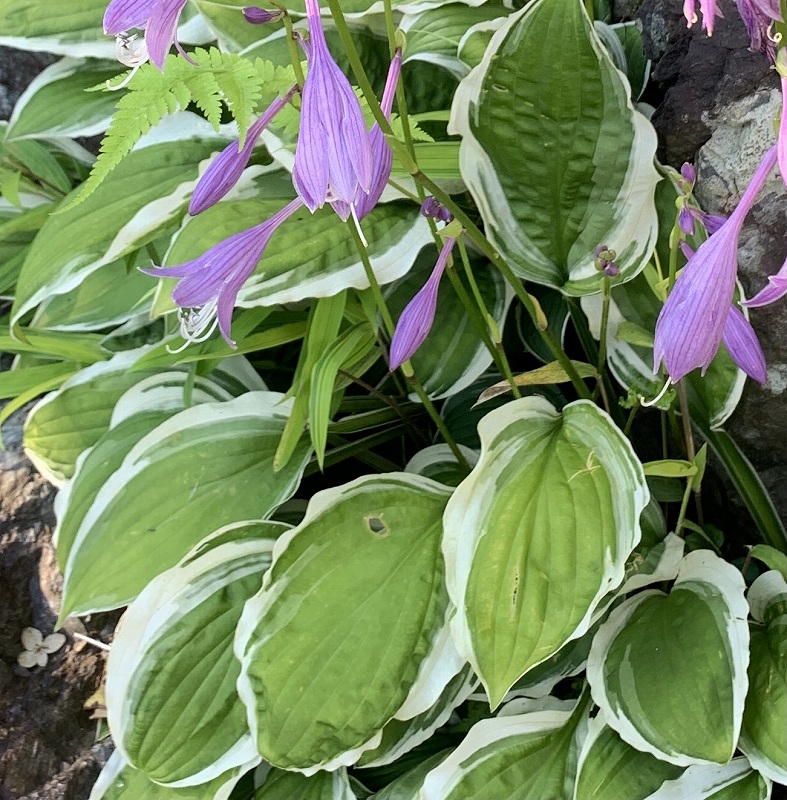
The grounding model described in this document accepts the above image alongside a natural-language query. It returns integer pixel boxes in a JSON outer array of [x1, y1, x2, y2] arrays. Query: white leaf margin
[[234, 473, 460, 776], [447, 0, 660, 296], [739, 570, 787, 785], [587, 550, 751, 767], [442, 396, 649, 701], [60, 391, 298, 616], [416, 705, 581, 800], [644, 757, 771, 800], [106, 538, 277, 786]]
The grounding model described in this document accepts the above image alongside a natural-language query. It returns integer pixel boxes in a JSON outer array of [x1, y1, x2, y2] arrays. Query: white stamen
[[72, 632, 111, 652], [165, 301, 220, 353], [640, 377, 673, 408], [108, 32, 150, 90], [350, 204, 368, 247]]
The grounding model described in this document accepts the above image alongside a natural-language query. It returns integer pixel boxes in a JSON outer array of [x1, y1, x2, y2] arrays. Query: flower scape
[[1, 0, 786, 797]]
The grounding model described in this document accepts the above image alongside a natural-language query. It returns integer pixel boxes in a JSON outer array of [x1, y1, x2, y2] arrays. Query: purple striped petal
[[389, 237, 456, 370], [779, 72, 787, 187], [144, 0, 188, 69], [722, 305, 767, 383], [654, 145, 777, 381], [143, 198, 303, 346], [292, 0, 372, 217], [189, 86, 297, 215], [678, 206, 695, 235], [742, 255, 787, 307], [104, 0, 160, 33]]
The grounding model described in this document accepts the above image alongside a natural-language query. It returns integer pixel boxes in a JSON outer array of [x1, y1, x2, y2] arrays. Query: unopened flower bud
[[420, 196, 453, 223], [603, 262, 619, 277], [243, 6, 285, 24]]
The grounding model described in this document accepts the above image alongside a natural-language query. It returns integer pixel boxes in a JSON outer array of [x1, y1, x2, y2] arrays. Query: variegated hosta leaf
[[587, 550, 750, 766], [404, 444, 478, 488], [88, 750, 253, 800], [418, 698, 588, 800], [443, 397, 648, 707], [385, 245, 514, 399], [11, 113, 233, 326], [643, 758, 771, 800], [399, 3, 510, 80], [448, 0, 659, 295], [107, 530, 284, 786], [255, 766, 356, 799], [59, 391, 310, 618], [159, 184, 432, 310], [373, 752, 451, 800], [24, 348, 157, 485], [573, 710, 684, 800], [739, 571, 787, 784], [235, 474, 463, 773], [6, 57, 121, 141], [580, 267, 746, 428], [357, 665, 477, 768]]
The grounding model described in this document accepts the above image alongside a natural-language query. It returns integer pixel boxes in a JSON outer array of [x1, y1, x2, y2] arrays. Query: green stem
[[674, 475, 693, 537], [282, 12, 306, 90], [347, 221, 470, 471], [449, 240, 520, 398], [596, 276, 611, 388], [667, 219, 682, 292], [326, 0, 587, 399], [623, 404, 638, 438]]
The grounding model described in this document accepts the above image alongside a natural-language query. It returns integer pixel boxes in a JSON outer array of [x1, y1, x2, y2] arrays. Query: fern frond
[[61, 49, 298, 212]]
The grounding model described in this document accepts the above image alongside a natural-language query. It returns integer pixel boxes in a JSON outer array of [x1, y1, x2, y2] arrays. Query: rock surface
[[0, 47, 56, 121], [636, 0, 787, 522]]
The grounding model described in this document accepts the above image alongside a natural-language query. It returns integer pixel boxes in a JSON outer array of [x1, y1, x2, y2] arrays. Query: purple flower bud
[[104, 0, 189, 69], [142, 198, 304, 347], [654, 144, 777, 382], [389, 237, 456, 370], [678, 206, 695, 235], [722, 304, 766, 384], [420, 196, 454, 224], [603, 262, 619, 278], [243, 6, 285, 23], [292, 0, 373, 221], [680, 163, 696, 184], [190, 85, 297, 215]]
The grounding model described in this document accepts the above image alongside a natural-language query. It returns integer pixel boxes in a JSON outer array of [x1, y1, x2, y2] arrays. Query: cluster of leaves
[[0, 0, 785, 799]]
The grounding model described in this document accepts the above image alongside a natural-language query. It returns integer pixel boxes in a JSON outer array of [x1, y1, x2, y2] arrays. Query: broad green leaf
[[573, 711, 683, 800], [643, 758, 771, 800], [60, 392, 311, 617], [11, 113, 232, 325], [749, 545, 787, 580], [739, 571, 787, 784], [449, 0, 659, 294], [106, 533, 281, 786], [514, 285, 570, 364], [587, 551, 750, 766], [418, 697, 588, 800], [0, 202, 52, 294], [405, 444, 478, 488], [31, 255, 154, 332], [162, 187, 433, 309], [236, 474, 461, 773], [23, 348, 157, 485], [255, 767, 356, 799], [399, 3, 509, 79], [443, 397, 648, 706], [385, 245, 514, 399], [0, 362, 76, 400], [88, 750, 252, 800], [371, 751, 451, 800], [6, 58, 120, 140], [642, 459, 697, 479], [53, 369, 233, 569], [5, 139, 72, 193], [357, 665, 476, 768]]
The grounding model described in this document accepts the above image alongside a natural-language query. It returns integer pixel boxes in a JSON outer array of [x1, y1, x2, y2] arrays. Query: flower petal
[[17, 650, 40, 669], [722, 305, 767, 384], [21, 627, 43, 650], [144, 0, 188, 69], [42, 633, 67, 654], [742, 255, 787, 307], [103, 0, 160, 33]]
